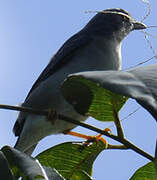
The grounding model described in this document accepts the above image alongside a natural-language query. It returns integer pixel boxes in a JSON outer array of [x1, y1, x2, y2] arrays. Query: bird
[[13, 8, 146, 155]]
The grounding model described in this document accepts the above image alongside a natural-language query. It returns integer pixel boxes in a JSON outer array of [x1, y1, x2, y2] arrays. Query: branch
[[0, 104, 48, 115], [0, 104, 154, 161], [61, 115, 154, 161]]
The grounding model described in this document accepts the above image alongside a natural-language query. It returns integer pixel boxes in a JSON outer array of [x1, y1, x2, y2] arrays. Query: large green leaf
[[130, 162, 157, 180], [36, 141, 106, 180], [62, 76, 127, 122], [0, 151, 14, 180], [1, 146, 49, 180], [62, 64, 157, 121]]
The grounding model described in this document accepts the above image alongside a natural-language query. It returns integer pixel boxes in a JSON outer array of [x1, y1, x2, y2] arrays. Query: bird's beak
[[133, 21, 147, 30]]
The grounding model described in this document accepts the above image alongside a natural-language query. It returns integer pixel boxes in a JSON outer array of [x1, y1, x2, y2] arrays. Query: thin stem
[[146, 26, 157, 28], [107, 144, 128, 150], [0, 104, 154, 161], [121, 107, 140, 121], [113, 110, 124, 138], [142, 31, 157, 39], [140, 0, 151, 23], [123, 55, 157, 71]]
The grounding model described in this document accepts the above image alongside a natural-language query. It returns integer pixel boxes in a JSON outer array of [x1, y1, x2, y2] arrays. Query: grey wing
[[13, 29, 92, 137], [25, 29, 91, 99]]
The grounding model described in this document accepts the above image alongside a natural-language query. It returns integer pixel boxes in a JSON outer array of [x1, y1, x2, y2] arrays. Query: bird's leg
[[47, 108, 58, 124], [64, 128, 111, 145]]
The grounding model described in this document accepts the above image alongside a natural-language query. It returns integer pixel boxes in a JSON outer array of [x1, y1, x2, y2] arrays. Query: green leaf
[[130, 162, 157, 180], [0, 151, 14, 180], [71, 170, 94, 180], [43, 166, 65, 180], [1, 146, 48, 180], [63, 64, 157, 121], [36, 141, 106, 180], [62, 76, 127, 122]]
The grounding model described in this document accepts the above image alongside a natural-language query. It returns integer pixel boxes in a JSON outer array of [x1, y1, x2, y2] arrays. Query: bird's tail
[[14, 137, 38, 156]]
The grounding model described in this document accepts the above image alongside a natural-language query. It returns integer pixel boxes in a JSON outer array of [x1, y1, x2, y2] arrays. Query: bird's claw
[[66, 130, 109, 147]]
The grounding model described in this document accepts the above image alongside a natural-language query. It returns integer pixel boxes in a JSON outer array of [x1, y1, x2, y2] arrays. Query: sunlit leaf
[[62, 64, 157, 121], [36, 141, 106, 180], [62, 76, 127, 122], [130, 162, 157, 180]]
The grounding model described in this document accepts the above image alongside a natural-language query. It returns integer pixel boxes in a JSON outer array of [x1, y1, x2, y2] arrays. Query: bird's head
[[85, 8, 147, 41]]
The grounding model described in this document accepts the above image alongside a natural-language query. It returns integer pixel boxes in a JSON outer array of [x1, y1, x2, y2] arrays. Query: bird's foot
[[65, 128, 111, 146], [47, 108, 58, 124]]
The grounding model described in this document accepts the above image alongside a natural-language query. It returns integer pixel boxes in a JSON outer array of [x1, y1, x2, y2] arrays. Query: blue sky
[[0, 0, 156, 179]]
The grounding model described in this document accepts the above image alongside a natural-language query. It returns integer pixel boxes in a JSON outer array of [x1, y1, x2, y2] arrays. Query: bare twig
[[140, 0, 151, 22], [144, 33, 157, 58], [123, 55, 157, 71], [0, 104, 154, 161], [121, 107, 140, 121], [142, 31, 157, 39], [146, 26, 157, 28]]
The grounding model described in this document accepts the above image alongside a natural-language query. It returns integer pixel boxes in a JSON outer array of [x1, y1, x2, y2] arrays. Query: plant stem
[[0, 104, 154, 161], [107, 144, 128, 149], [113, 109, 124, 138]]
